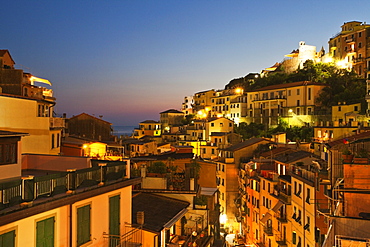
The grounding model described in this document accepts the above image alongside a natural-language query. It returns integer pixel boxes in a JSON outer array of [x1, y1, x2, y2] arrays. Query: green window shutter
[[77, 205, 91, 246], [0, 230, 15, 247], [109, 195, 120, 237], [36, 217, 55, 247]]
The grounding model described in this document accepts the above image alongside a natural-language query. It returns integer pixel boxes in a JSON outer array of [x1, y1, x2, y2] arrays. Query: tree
[[234, 122, 265, 140], [147, 161, 167, 174]]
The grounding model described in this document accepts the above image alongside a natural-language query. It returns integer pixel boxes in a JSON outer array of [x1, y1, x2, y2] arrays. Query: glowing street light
[[235, 88, 243, 94]]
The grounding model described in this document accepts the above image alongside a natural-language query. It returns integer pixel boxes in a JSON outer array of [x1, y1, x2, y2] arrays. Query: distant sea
[[112, 125, 136, 137]]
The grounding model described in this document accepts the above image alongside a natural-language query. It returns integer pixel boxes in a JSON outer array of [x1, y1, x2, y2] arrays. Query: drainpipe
[[69, 203, 73, 247]]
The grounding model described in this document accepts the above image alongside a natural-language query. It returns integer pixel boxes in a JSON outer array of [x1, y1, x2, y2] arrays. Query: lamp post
[[288, 109, 293, 127]]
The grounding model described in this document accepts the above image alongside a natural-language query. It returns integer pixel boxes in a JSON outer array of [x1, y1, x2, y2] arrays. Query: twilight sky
[[1, 1, 370, 126]]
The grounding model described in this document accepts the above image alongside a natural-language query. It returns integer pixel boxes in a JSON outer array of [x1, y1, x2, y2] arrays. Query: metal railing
[[103, 225, 143, 247], [0, 162, 127, 209]]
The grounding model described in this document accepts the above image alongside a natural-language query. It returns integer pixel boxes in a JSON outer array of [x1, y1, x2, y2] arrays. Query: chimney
[[137, 211, 144, 225]]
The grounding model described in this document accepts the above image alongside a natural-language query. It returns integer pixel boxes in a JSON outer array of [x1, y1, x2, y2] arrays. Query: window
[[77, 204, 91, 246], [288, 90, 291, 96], [306, 188, 311, 204], [211, 149, 215, 154], [109, 195, 120, 238], [354, 106, 358, 111], [36, 216, 55, 247], [359, 32, 362, 37], [359, 42, 362, 48], [292, 231, 297, 244], [304, 216, 310, 231], [297, 89, 300, 95], [307, 108, 312, 115], [292, 206, 297, 219], [0, 140, 17, 165], [294, 181, 297, 194], [297, 210, 302, 224], [296, 183, 302, 197], [308, 88, 311, 100], [57, 134, 60, 148], [297, 100, 300, 106], [211, 123, 214, 127], [51, 134, 55, 149], [0, 229, 15, 247]]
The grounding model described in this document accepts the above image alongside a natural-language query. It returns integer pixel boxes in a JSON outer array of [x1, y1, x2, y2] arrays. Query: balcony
[[103, 224, 143, 247], [225, 158, 235, 163], [278, 192, 291, 205], [49, 117, 65, 129], [277, 215, 288, 223], [264, 226, 273, 236], [0, 162, 129, 212]]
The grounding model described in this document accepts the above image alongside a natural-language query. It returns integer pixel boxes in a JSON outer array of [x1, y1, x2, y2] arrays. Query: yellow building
[[328, 21, 370, 77], [0, 132, 141, 247], [0, 50, 63, 155], [192, 89, 216, 115], [133, 120, 161, 139], [160, 109, 184, 132], [186, 117, 234, 142], [248, 81, 326, 127]]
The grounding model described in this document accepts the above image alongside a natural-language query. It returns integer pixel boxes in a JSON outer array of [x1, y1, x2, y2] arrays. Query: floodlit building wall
[[0, 185, 132, 247], [0, 95, 60, 155]]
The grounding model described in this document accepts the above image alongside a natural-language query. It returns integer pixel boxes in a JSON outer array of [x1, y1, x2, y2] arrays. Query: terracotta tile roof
[[0, 130, 28, 137], [223, 137, 271, 151], [69, 113, 112, 125], [140, 120, 160, 123], [326, 131, 370, 148], [274, 150, 313, 164], [132, 193, 190, 233], [0, 50, 15, 64], [160, 109, 184, 114]]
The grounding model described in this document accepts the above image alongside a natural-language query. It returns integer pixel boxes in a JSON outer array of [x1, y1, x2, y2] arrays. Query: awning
[[30, 76, 52, 86], [260, 212, 272, 224], [163, 208, 188, 229], [272, 200, 284, 213], [200, 187, 218, 196]]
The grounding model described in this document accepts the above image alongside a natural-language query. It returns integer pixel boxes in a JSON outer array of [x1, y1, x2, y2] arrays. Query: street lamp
[[288, 109, 293, 127]]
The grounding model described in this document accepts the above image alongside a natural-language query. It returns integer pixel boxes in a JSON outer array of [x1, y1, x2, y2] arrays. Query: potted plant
[[342, 149, 354, 163], [353, 149, 369, 164], [147, 161, 167, 177], [194, 195, 207, 209]]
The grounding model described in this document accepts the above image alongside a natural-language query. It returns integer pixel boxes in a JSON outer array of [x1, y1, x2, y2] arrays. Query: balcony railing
[[0, 162, 127, 210], [103, 224, 143, 247], [264, 226, 273, 236], [50, 117, 65, 128]]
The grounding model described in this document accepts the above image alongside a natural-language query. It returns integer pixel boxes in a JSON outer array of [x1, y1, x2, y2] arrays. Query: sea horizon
[[112, 125, 136, 137]]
